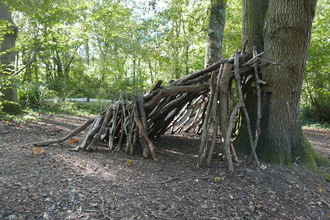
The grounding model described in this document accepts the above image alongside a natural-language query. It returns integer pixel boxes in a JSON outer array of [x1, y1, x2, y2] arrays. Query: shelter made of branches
[[34, 48, 265, 171]]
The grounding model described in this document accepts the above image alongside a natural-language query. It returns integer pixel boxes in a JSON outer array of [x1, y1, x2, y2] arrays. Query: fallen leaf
[[5, 121, 10, 124], [126, 160, 132, 166], [324, 175, 330, 181], [69, 138, 78, 144], [316, 186, 324, 193], [20, 162, 25, 166], [33, 147, 44, 155]]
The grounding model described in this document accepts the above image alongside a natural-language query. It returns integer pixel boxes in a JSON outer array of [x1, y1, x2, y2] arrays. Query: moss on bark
[[295, 132, 329, 169], [235, 126, 329, 169]]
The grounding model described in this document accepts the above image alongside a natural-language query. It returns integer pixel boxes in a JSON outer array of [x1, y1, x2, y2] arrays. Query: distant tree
[[303, 0, 330, 123], [0, 1, 19, 112]]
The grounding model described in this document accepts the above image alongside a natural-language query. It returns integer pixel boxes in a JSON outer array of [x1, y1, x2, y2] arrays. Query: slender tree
[[0, 1, 19, 112]]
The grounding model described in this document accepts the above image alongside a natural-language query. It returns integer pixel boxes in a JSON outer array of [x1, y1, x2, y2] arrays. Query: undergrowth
[[0, 101, 105, 122]]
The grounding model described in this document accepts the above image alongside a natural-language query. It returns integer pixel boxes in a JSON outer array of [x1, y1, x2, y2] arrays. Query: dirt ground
[[0, 114, 330, 220]]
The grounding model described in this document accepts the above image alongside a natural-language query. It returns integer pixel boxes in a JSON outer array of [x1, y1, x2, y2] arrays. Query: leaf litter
[[0, 114, 329, 219]]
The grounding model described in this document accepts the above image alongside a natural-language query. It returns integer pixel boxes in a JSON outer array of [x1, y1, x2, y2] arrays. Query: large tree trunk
[[257, 0, 327, 168], [0, 1, 19, 112], [204, 0, 226, 67], [241, 0, 268, 55], [234, 0, 268, 155]]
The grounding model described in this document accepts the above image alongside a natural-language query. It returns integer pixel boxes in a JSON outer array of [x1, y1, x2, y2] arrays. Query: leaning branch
[[33, 117, 95, 146]]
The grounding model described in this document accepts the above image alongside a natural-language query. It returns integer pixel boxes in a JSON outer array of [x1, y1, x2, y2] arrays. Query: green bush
[[18, 83, 56, 108], [301, 103, 330, 125]]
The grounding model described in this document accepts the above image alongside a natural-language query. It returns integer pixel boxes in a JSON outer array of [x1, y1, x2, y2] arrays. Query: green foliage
[[1, 0, 327, 128], [302, 0, 330, 124], [4, 0, 213, 111], [324, 175, 330, 181], [0, 109, 41, 123], [222, 0, 242, 58], [18, 83, 55, 108]]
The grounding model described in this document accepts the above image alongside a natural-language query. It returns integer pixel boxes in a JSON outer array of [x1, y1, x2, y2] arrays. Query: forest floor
[[0, 114, 330, 220]]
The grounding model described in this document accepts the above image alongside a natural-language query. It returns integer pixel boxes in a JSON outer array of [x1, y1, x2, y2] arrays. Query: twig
[[159, 177, 181, 184], [99, 195, 113, 220], [256, 57, 287, 67], [12, 54, 37, 76], [242, 52, 264, 66], [310, 188, 330, 208]]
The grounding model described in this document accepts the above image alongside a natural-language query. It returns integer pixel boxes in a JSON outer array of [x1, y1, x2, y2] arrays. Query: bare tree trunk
[[0, 1, 19, 112], [204, 0, 226, 67], [241, 0, 268, 54]]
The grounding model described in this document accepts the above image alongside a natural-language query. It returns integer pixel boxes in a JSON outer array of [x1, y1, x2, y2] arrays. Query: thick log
[[108, 105, 119, 150], [172, 61, 221, 85], [86, 106, 113, 151], [206, 66, 223, 166], [172, 54, 245, 85], [81, 114, 105, 151], [115, 101, 127, 151], [133, 105, 157, 159], [143, 83, 210, 109], [197, 75, 216, 167]]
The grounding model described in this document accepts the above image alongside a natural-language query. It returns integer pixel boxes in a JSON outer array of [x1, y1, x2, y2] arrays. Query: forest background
[[0, 0, 329, 126]]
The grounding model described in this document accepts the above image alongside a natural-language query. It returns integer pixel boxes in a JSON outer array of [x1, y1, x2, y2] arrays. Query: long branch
[[143, 83, 210, 109], [33, 117, 95, 146]]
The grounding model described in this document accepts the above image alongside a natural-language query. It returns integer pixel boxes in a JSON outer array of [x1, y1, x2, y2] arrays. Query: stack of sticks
[[34, 49, 264, 171]]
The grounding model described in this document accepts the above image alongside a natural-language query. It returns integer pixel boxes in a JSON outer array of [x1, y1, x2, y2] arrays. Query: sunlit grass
[[0, 101, 106, 122], [302, 123, 330, 131]]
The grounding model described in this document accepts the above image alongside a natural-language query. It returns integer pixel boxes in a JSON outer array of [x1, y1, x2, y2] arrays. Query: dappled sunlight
[[304, 128, 330, 158], [163, 149, 198, 158]]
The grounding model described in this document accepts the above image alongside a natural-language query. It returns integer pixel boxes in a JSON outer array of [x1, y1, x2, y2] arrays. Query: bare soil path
[[0, 114, 329, 220]]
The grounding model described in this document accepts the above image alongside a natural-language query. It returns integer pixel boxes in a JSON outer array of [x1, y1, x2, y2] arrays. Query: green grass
[[302, 123, 330, 131], [0, 100, 108, 122], [35, 100, 105, 115]]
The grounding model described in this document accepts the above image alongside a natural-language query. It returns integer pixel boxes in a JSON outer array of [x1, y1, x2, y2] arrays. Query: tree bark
[[257, 0, 327, 168], [0, 1, 19, 112], [241, 0, 268, 55], [204, 0, 226, 67]]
